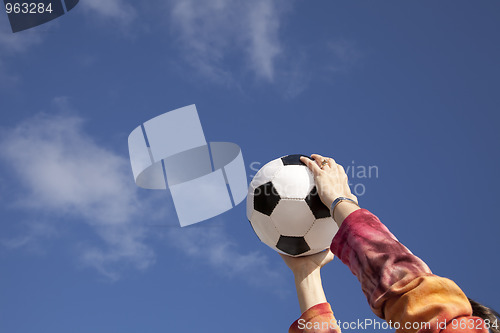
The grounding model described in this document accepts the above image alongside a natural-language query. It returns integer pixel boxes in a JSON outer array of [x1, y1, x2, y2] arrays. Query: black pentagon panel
[[305, 186, 331, 219], [281, 154, 312, 166], [254, 182, 281, 216], [276, 236, 310, 256]]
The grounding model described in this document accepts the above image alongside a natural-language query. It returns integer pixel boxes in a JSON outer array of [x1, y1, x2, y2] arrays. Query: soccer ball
[[246, 154, 338, 257]]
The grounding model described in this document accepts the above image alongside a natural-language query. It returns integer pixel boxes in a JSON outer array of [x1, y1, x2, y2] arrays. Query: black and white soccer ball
[[246, 154, 338, 257]]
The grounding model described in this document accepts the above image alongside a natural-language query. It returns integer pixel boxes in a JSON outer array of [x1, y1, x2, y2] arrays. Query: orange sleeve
[[289, 303, 341, 333], [384, 275, 488, 332]]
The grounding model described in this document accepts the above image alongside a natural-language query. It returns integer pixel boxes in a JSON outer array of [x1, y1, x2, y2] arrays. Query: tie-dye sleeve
[[289, 303, 341, 333], [330, 209, 488, 333]]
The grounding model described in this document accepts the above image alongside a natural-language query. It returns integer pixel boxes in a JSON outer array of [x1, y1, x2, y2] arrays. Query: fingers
[[300, 156, 322, 175], [311, 154, 334, 162], [337, 164, 345, 174], [311, 153, 327, 161], [303, 154, 348, 177], [310, 154, 338, 173], [311, 154, 334, 168]]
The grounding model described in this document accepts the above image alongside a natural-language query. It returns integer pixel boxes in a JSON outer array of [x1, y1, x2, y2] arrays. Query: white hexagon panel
[[304, 218, 339, 254], [272, 165, 314, 199], [271, 200, 315, 236]]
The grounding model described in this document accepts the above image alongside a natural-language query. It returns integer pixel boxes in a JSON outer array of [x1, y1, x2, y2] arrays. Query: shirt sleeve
[[289, 302, 341, 333], [329, 209, 488, 333]]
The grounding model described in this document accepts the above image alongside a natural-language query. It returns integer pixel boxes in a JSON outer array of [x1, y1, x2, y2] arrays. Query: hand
[[301, 154, 360, 226], [300, 154, 357, 208], [280, 249, 334, 278]]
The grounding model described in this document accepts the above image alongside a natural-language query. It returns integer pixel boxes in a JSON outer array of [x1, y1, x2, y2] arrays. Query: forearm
[[330, 209, 484, 333], [284, 250, 339, 332], [331, 208, 433, 312], [289, 269, 340, 333], [294, 269, 328, 314]]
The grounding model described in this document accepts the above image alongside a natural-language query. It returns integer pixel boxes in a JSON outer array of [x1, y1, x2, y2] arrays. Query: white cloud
[[169, 0, 283, 82], [247, 1, 281, 80], [0, 103, 282, 288], [0, 108, 155, 280], [1, 113, 135, 223], [79, 224, 155, 280]]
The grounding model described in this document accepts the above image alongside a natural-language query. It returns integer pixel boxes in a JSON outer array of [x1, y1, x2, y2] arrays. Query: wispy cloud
[[1, 219, 59, 253], [164, 223, 285, 291], [79, 0, 137, 24], [167, 1, 362, 97], [247, 1, 282, 81], [169, 0, 284, 83], [0, 104, 155, 280], [0, 21, 43, 84], [0, 29, 43, 53]]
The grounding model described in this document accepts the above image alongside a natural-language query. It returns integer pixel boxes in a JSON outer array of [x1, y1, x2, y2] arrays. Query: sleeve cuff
[[289, 303, 339, 333], [330, 208, 377, 260]]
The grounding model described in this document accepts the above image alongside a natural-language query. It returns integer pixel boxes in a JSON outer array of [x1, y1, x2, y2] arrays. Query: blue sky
[[0, 1, 499, 332]]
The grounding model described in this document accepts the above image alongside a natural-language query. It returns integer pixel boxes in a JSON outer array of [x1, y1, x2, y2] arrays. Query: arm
[[281, 250, 341, 333], [301, 154, 488, 333], [332, 208, 487, 333]]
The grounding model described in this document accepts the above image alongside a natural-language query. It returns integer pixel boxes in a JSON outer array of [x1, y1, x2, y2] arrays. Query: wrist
[[293, 265, 321, 282], [324, 193, 352, 209], [333, 201, 360, 227]]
